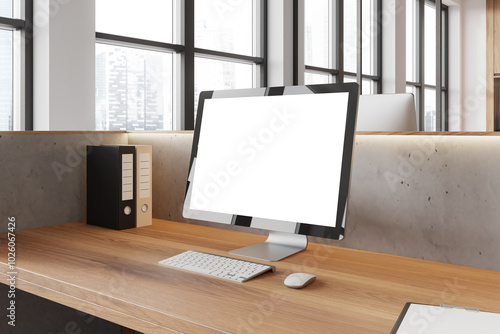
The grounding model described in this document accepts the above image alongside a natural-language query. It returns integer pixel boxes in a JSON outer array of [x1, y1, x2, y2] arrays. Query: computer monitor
[[183, 83, 359, 261], [357, 93, 417, 131]]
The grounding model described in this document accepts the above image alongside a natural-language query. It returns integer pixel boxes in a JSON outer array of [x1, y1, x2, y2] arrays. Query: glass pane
[[406, 85, 417, 96], [424, 2, 436, 85], [95, 44, 173, 131], [344, 75, 357, 83], [0, 0, 12, 17], [96, 0, 173, 43], [304, 0, 330, 68], [344, 0, 358, 73], [442, 9, 447, 87], [424, 88, 436, 131], [0, 29, 13, 131], [195, 0, 254, 56], [406, 0, 417, 82], [304, 71, 331, 85], [362, 0, 377, 76], [195, 57, 253, 117], [362, 79, 376, 95]]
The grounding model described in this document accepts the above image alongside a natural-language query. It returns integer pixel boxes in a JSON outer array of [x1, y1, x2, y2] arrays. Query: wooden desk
[[1, 219, 500, 333]]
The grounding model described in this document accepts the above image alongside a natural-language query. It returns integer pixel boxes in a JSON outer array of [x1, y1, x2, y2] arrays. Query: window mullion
[[337, 0, 344, 83], [293, 0, 299, 85], [435, 0, 442, 131], [418, 0, 425, 131], [261, 0, 268, 87], [184, 0, 195, 130], [329, 0, 335, 82], [357, 0, 362, 87], [194, 48, 264, 64], [23, 0, 33, 130], [0, 17, 24, 30], [96, 33, 185, 53], [376, 0, 382, 93]]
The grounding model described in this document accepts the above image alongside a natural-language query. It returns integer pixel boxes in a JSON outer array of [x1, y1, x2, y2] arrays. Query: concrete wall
[[345, 134, 500, 268], [0, 132, 128, 232], [2, 131, 500, 271]]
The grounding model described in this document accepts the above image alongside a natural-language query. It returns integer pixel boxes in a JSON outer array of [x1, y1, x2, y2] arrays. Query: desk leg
[[121, 326, 134, 334]]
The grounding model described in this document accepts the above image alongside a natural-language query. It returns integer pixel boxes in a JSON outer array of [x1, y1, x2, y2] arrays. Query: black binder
[[87, 145, 136, 230]]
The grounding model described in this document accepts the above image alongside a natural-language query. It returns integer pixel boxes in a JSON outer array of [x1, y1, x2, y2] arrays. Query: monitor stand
[[229, 231, 308, 262]]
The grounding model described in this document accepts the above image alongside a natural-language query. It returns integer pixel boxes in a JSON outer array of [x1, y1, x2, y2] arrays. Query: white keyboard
[[158, 250, 276, 282]]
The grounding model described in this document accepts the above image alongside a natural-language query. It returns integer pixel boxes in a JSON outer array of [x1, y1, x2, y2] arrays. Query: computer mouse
[[284, 273, 316, 289]]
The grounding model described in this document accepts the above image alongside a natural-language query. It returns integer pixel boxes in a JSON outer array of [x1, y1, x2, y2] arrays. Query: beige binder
[[135, 145, 152, 227]]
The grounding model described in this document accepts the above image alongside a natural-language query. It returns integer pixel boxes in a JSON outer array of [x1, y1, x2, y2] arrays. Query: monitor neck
[[230, 231, 308, 262]]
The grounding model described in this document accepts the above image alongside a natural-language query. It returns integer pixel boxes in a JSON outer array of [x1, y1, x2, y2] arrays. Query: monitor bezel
[[184, 83, 359, 241]]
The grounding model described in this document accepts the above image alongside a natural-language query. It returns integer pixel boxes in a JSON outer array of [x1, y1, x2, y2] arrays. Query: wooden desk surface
[[1, 219, 500, 334]]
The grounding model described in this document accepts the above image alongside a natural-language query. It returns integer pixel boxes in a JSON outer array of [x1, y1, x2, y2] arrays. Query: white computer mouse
[[284, 273, 316, 289]]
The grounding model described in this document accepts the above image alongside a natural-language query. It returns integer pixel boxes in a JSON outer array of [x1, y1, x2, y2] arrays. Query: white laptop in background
[[357, 93, 417, 131]]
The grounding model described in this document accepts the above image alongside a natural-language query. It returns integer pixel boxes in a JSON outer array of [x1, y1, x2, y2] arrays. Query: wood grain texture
[[356, 131, 500, 136], [0, 131, 128, 134], [1, 220, 500, 334]]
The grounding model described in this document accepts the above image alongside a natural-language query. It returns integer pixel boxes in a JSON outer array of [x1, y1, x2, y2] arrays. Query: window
[[95, 0, 177, 131], [194, 0, 265, 115], [95, 44, 174, 131], [95, 0, 266, 131], [0, 0, 32, 131], [303, 0, 381, 95], [406, 0, 448, 131]]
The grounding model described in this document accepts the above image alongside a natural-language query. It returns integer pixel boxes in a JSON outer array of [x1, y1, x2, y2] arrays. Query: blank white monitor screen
[[191, 92, 348, 227], [183, 83, 359, 243]]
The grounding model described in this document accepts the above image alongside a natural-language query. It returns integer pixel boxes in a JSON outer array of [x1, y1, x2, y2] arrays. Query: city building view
[[95, 44, 173, 131]]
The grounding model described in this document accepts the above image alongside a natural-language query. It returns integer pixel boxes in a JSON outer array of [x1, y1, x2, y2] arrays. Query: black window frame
[[96, 0, 267, 131], [0, 0, 33, 131]]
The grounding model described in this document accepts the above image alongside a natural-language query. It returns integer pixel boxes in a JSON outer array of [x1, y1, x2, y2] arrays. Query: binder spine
[[135, 145, 153, 227], [119, 146, 136, 230]]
